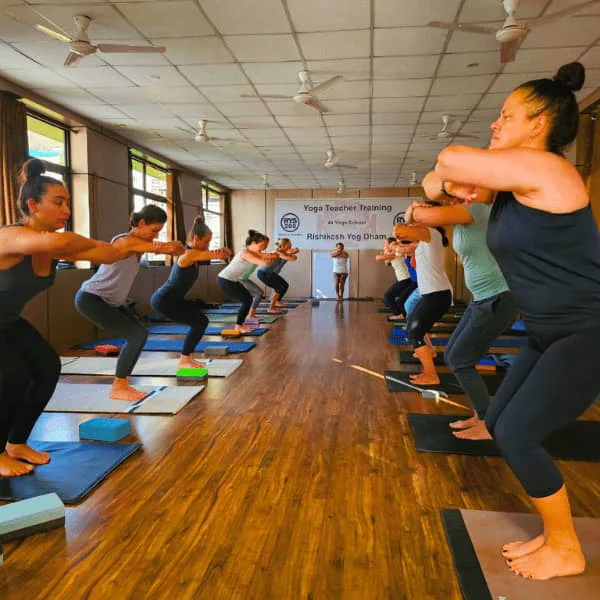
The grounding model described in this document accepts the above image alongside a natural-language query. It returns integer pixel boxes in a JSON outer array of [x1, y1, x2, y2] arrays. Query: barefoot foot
[[178, 356, 206, 369], [452, 421, 492, 440], [507, 540, 585, 580], [502, 534, 546, 560], [235, 325, 253, 334], [0, 452, 35, 477], [5, 443, 50, 465], [110, 384, 148, 402], [449, 415, 480, 430], [409, 373, 440, 386]]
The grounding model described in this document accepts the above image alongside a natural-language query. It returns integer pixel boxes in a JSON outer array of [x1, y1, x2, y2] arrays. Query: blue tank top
[[0, 225, 58, 329], [487, 192, 600, 336], [153, 254, 199, 300], [405, 257, 417, 283], [258, 257, 286, 276]]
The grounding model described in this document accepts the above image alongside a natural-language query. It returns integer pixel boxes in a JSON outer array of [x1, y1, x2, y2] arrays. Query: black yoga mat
[[407, 414, 600, 461], [384, 371, 506, 395]]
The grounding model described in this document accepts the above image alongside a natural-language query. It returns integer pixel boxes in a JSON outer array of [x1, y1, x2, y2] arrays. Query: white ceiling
[[0, 0, 599, 189]]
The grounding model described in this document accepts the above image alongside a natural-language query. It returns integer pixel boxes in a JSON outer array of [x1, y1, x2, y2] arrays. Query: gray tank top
[[218, 251, 257, 282], [79, 233, 140, 307], [0, 225, 58, 329]]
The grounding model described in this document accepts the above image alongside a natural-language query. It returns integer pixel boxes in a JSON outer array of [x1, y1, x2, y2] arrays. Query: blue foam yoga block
[[79, 418, 131, 442]]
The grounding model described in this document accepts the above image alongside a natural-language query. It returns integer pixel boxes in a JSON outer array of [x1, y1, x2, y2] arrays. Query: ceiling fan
[[324, 150, 358, 170], [429, 115, 479, 141], [336, 179, 359, 195], [194, 120, 245, 146], [35, 15, 166, 67], [426, 0, 600, 63], [241, 71, 343, 113]]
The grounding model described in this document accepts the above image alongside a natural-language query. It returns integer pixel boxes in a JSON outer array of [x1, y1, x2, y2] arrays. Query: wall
[[231, 187, 468, 302]]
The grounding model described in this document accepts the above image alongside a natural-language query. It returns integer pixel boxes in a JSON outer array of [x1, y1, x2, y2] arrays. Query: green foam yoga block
[[176, 367, 208, 381]]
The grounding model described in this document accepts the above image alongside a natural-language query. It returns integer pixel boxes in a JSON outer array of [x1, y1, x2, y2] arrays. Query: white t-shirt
[[332, 255, 348, 274], [415, 228, 452, 295], [390, 256, 409, 281]]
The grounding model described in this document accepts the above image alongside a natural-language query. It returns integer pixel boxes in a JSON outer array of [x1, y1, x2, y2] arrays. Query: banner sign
[[273, 197, 417, 249]]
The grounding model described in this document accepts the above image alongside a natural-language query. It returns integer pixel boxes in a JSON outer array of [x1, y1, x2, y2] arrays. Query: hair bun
[[248, 229, 257, 236], [193, 215, 205, 224], [24, 158, 46, 180], [553, 62, 585, 92]]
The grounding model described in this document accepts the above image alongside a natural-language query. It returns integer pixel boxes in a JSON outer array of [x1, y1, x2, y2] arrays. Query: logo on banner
[[392, 212, 406, 225], [280, 212, 300, 232]]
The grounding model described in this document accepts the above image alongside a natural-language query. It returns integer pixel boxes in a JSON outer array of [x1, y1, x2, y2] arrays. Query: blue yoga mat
[[389, 328, 525, 348], [79, 338, 256, 353], [221, 303, 299, 309], [147, 325, 267, 336], [0, 441, 141, 504]]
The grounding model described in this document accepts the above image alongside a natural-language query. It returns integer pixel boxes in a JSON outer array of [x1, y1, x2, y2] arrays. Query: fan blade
[[35, 24, 72, 43], [525, 0, 600, 27], [426, 21, 495, 35], [308, 75, 343, 95], [96, 44, 166, 53], [500, 38, 521, 63], [337, 164, 359, 170], [240, 93, 291, 100], [306, 97, 329, 113], [64, 51, 85, 67]]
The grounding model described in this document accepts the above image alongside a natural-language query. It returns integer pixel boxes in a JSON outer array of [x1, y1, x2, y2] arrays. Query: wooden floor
[[2, 301, 600, 600]]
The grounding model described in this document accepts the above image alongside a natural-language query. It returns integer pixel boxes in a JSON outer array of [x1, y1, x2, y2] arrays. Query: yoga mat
[[407, 414, 600, 461], [204, 308, 287, 315], [147, 325, 268, 336], [61, 357, 242, 378], [147, 314, 279, 324], [0, 441, 141, 504], [389, 335, 526, 348], [384, 371, 506, 395], [221, 302, 299, 309], [45, 383, 204, 414], [377, 307, 392, 313], [78, 338, 256, 354], [397, 351, 514, 369], [442, 509, 600, 600]]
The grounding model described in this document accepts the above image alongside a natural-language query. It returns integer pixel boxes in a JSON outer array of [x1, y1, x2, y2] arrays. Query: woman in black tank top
[[432, 63, 599, 581], [0, 159, 121, 478]]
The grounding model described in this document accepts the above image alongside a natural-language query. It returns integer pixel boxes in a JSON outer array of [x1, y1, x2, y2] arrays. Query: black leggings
[[406, 289, 452, 348], [383, 278, 417, 316], [486, 327, 600, 498], [151, 293, 209, 356], [257, 270, 289, 298], [217, 277, 252, 325], [75, 290, 147, 378], [0, 318, 61, 448]]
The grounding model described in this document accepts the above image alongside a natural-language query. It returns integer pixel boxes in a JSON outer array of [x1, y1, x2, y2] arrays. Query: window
[[129, 149, 169, 262], [202, 183, 225, 249]]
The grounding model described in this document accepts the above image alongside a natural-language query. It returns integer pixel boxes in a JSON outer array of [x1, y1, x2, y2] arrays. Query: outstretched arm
[[0, 228, 97, 259], [393, 224, 431, 243], [113, 235, 185, 257]]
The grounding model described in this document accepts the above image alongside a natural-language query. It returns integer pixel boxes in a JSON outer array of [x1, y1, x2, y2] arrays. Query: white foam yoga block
[[0, 493, 65, 547]]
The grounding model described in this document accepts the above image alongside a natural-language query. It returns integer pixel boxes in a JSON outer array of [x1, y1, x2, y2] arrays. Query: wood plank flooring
[[1, 302, 599, 599]]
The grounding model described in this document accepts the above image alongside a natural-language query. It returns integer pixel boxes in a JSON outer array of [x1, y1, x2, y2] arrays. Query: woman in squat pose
[[405, 179, 518, 440], [0, 159, 122, 477], [256, 238, 299, 313], [435, 62, 599, 580], [76, 205, 185, 402], [151, 216, 231, 369]]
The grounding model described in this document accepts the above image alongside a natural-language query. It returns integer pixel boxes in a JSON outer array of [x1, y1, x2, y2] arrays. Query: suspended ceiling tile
[[0, 42, 42, 69], [374, 27, 446, 56], [424, 93, 481, 111], [229, 116, 279, 128], [199, 84, 257, 102], [445, 27, 504, 54], [298, 30, 370, 60], [168, 103, 222, 119], [420, 110, 470, 124], [277, 115, 324, 128], [372, 113, 419, 125], [437, 51, 501, 77], [375, 0, 461, 27], [307, 58, 370, 81], [117, 103, 174, 119], [40, 87, 105, 105], [520, 16, 600, 49], [0, 12, 47, 42], [143, 86, 207, 104], [324, 113, 370, 127], [179, 63, 247, 86], [113, 65, 190, 87], [60, 65, 135, 87], [579, 46, 600, 71], [328, 125, 370, 136], [431, 74, 494, 95], [372, 97, 426, 112], [154, 36, 233, 65], [373, 78, 431, 98], [75, 104, 130, 119], [288, 0, 369, 32], [85, 86, 152, 104], [199, 0, 290, 34], [4, 66, 78, 88], [323, 99, 371, 113], [218, 101, 272, 117], [459, 0, 543, 23], [95, 47, 170, 67], [225, 34, 300, 62], [373, 55, 439, 80], [118, 1, 213, 38], [503, 47, 584, 74], [372, 124, 414, 136], [242, 62, 304, 84], [320, 80, 370, 100]]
